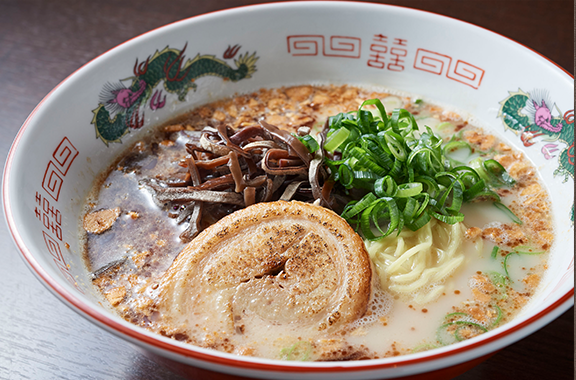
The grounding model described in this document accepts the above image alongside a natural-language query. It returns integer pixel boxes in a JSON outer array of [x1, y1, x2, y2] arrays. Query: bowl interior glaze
[[3, 2, 573, 379]]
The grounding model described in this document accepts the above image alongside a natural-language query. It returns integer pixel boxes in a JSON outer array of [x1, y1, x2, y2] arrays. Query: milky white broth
[[82, 85, 552, 360]]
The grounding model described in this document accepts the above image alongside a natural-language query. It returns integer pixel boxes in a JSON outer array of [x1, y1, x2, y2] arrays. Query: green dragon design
[[498, 88, 574, 221], [91, 43, 258, 145]]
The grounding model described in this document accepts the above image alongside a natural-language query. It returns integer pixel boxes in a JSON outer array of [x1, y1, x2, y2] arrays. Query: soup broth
[[83, 85, 552, 360]]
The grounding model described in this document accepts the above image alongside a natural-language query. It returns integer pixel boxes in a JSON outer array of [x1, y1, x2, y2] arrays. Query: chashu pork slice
[[153, 200, 373, 344]]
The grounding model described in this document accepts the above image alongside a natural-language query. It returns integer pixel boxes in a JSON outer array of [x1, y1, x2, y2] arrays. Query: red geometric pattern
[[43, 230, 85, 294], [413, 48, 485, 89], [36, 137, 84, 293], [287, 35, 361, 59], [52, 137, 78, 175], [41, 161, 64, 202], [414, 48, 451, 75], [446, 60, 485, 89], [41, 136, 78, 201], [325, 36, 361, 58], [43, 230, 64, 262], [287, 35, 323, 56]]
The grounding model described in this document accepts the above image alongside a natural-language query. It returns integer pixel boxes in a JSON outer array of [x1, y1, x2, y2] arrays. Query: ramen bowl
[[3, 2, 573, 379]]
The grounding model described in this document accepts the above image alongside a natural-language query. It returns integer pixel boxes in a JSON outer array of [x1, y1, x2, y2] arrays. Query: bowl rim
[[3, 0, 574, 375]]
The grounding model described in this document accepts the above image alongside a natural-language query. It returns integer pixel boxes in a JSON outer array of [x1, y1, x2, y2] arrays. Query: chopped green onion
[[384, 131, 407, 161], [396, 182, 423, 198], [280, 341, 312, 361], [469, 157, 491, 183], [360, 197, 400, 240], [415, 175, 439, 197], [443, 141, 473, 165], [514, 249, 544, 255], [411, 343, 438, 353], [295, 134, 319, 153], [487, 271, 508, 288], [436, 323, 458, 345], [472, 189, 501, 202], [324, 127, 350, 152], [490, 304, 503, 327], [436, 121, 453, 131], [484, 159, 516, 187], [493, 202, 523, 225], [454, 322, 488, 341], [359, 98, 389, 126], [491, 246, 499, 259], [322, 99, 517, 238], [338, 164, 354, 188], [430, 210, 465, 224], [503, 249, 544, 281], [390, 108, 418, 136], [374, 176, 397, 197], [406, 210, 431, 231], [503, 252, 518, 280], [436, 321, 488, 345], [444, 312, 470, 321], [349, 147, 388, 176], [341, 192, 377, 220]]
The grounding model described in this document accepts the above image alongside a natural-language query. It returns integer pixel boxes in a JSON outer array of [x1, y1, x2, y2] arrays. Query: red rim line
[[3, 1, 574, 374]]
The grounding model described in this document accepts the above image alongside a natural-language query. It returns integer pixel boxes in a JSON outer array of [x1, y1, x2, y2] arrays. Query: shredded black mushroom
[[141, 121, 333, 242], [179, 157, 203, 240], [140, 179, 245, 205]]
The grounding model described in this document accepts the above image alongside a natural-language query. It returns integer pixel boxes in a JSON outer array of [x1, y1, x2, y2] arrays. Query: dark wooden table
[[0, 1, 573, 379]]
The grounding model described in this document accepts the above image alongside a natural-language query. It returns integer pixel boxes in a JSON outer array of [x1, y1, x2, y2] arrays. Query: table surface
[[0, 1, 573, 379]]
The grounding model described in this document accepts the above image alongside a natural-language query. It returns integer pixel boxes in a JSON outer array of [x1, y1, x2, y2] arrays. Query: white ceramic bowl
[[3, 2, 573, 379]]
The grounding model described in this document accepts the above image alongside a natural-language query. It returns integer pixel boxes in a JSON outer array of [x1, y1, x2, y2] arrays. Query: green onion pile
[[313, 99, 518, 240]]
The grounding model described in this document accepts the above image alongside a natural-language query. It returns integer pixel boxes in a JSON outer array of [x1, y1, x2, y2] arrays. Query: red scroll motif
[[43, 230, 64, 262], [413, 49, 451, 75], [447, 60, 485, 89], [287, 35, 323, 56], [41, 137, 78, 201], [287, 35, 361, 58], [42, 161, 65, 202], [52, 137, 79, 175], [37, 136, 84, 293], [43, 230, 84, 294], [325, 36, 361, 58], [414, 49, 485, 89]]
